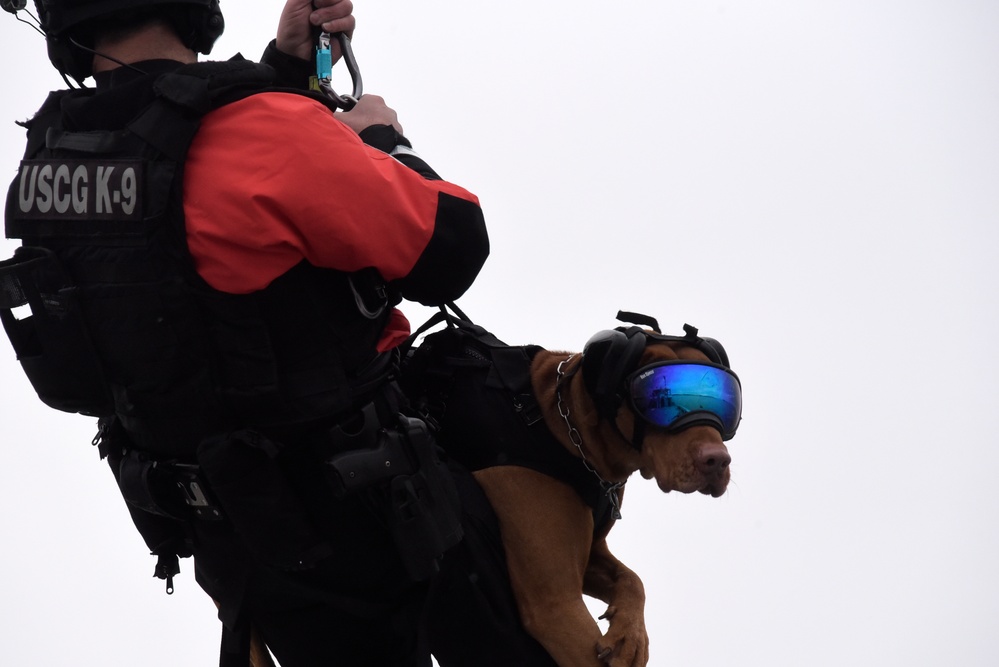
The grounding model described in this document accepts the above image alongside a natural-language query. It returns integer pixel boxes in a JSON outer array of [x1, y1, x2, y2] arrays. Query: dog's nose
[[696, 443, 731, 477]]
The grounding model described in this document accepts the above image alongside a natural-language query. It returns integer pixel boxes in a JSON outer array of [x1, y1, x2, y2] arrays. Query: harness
[[401, 309, 624, 532]]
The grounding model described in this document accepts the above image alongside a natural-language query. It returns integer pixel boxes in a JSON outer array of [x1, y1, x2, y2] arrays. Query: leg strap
[[219, 608, 252, 667]]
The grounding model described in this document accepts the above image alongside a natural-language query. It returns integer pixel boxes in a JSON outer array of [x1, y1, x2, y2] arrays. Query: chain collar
[[556, 354, 624, 521]]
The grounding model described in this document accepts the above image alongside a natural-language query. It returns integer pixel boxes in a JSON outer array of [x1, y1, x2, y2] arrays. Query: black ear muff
[[582, 328, 647, 420], [34, 0, 89, 83], [186, 0, 224, 54], [697, 336, 730, 368]]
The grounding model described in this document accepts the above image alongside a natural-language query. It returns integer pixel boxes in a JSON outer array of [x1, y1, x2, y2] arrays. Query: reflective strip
[[389, 144, 422, 159]]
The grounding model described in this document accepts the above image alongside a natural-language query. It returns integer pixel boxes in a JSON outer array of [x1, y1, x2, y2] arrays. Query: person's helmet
[[34, 0, 224, 81]]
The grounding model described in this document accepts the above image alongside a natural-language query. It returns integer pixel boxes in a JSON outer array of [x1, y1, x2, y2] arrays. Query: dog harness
[[402, 314, 623, 532]]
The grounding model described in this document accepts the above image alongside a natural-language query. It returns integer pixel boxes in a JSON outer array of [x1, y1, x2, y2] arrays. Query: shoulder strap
[[20, 90, 82, 159], [127, 60, 278, 162], [403, 304, 507, 354], [158, 59, 277, 111]]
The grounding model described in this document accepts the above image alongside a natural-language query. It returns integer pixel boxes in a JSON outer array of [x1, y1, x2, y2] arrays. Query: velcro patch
[[14, 159, 143, 222]]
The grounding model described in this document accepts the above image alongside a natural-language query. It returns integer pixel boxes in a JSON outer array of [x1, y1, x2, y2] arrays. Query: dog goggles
[[627, 362, 742, 440]]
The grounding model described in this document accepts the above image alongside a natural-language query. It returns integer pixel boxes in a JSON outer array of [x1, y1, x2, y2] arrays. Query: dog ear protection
[[582, 326, 648, 421]]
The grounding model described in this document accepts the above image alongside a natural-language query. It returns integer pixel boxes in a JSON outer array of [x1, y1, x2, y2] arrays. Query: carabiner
[[315, 31, 363, 111]]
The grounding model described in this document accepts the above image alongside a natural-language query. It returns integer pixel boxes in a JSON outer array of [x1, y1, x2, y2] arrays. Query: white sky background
[[1, 1, 997, 665]]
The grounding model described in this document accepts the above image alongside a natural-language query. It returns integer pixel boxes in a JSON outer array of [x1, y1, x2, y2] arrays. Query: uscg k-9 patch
[[14, 159, 143, 222]]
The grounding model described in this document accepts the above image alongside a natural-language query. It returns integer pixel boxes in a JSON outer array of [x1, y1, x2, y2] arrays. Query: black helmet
[[35, 0, 224, 81]]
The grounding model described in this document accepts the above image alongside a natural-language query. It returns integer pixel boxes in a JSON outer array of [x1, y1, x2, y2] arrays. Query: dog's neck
[[531, 352, 643, 483]]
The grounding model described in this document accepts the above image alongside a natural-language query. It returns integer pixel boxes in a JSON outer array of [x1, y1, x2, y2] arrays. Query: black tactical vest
[[1, 60, 393, 458]]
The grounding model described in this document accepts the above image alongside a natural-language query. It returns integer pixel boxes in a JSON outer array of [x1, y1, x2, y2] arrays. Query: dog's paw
[[595, 606, 650, 667]]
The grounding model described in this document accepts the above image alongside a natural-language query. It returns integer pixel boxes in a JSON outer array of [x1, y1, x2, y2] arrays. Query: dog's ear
[[582, 328, 647, 419]]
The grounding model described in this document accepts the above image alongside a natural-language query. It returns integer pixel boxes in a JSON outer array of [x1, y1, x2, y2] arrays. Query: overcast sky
[[1, 1, 997, 665]]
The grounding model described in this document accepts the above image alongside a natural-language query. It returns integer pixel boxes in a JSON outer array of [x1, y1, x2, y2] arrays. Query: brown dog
[[489, 343, 730, 666], [419, 318, 738, 667]]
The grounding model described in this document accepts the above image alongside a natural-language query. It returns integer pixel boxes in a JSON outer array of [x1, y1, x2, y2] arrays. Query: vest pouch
[[0, 246, 112, 416], [381, 415, 464, 582], [101, 418, 194, 565], [197, 429, 333, 570]]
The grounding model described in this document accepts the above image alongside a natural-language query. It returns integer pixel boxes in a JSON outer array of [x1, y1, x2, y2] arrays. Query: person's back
[[2, 1, 488, 664]]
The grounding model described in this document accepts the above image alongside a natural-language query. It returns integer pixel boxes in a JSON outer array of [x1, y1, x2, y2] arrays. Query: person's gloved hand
[[338, 94, 403, 136], [276, 0, 355, 61]]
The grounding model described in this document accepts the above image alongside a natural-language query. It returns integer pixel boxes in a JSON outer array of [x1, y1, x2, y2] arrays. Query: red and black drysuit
[[2, 44, 486, 667]]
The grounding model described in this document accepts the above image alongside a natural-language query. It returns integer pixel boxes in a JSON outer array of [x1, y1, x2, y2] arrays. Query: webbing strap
[[218, 611, 253, 667], [126, 99, 200, 162], [128, 60, 278, 162], [0, 252, 37, 310], [44, 127, 131, 154]]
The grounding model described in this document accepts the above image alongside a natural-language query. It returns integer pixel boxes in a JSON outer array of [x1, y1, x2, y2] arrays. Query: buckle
[[167, 463, 225, 521], [513, 393, 544, 426]]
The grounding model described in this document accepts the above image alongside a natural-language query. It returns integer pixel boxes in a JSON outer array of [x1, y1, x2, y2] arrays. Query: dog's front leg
[[474, 466, 612, 667], [584, 538, 649, 666]]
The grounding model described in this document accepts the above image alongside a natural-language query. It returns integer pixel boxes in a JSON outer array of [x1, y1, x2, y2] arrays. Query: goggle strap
[[609, 417, 643, 453], [631, 418, 647, 451], [682, 323, 700, 340], [616, 310, 662, 334]]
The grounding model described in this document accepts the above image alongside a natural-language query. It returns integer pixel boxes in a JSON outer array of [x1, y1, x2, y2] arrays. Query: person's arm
[[184, 93, 488, 306], [337, 97, 442, 180]]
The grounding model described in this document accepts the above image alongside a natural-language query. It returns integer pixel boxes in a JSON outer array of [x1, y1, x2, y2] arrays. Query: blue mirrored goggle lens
[[628, 363, 742, 438]]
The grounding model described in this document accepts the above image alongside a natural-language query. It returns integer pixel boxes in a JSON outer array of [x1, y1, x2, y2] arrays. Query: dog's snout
[[696, 443, 731, 477]]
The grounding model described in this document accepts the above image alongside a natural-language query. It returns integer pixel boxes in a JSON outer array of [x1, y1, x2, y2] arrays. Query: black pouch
[[197, 429, 332, 570], [102, 417, 194, 582], [381, 415, 464, 582], [117, 449, 190, 519], [0, 246, 112, 416]]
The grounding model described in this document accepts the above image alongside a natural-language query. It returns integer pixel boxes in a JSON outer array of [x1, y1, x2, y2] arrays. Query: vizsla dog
[[416, 313, 742, 667]]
